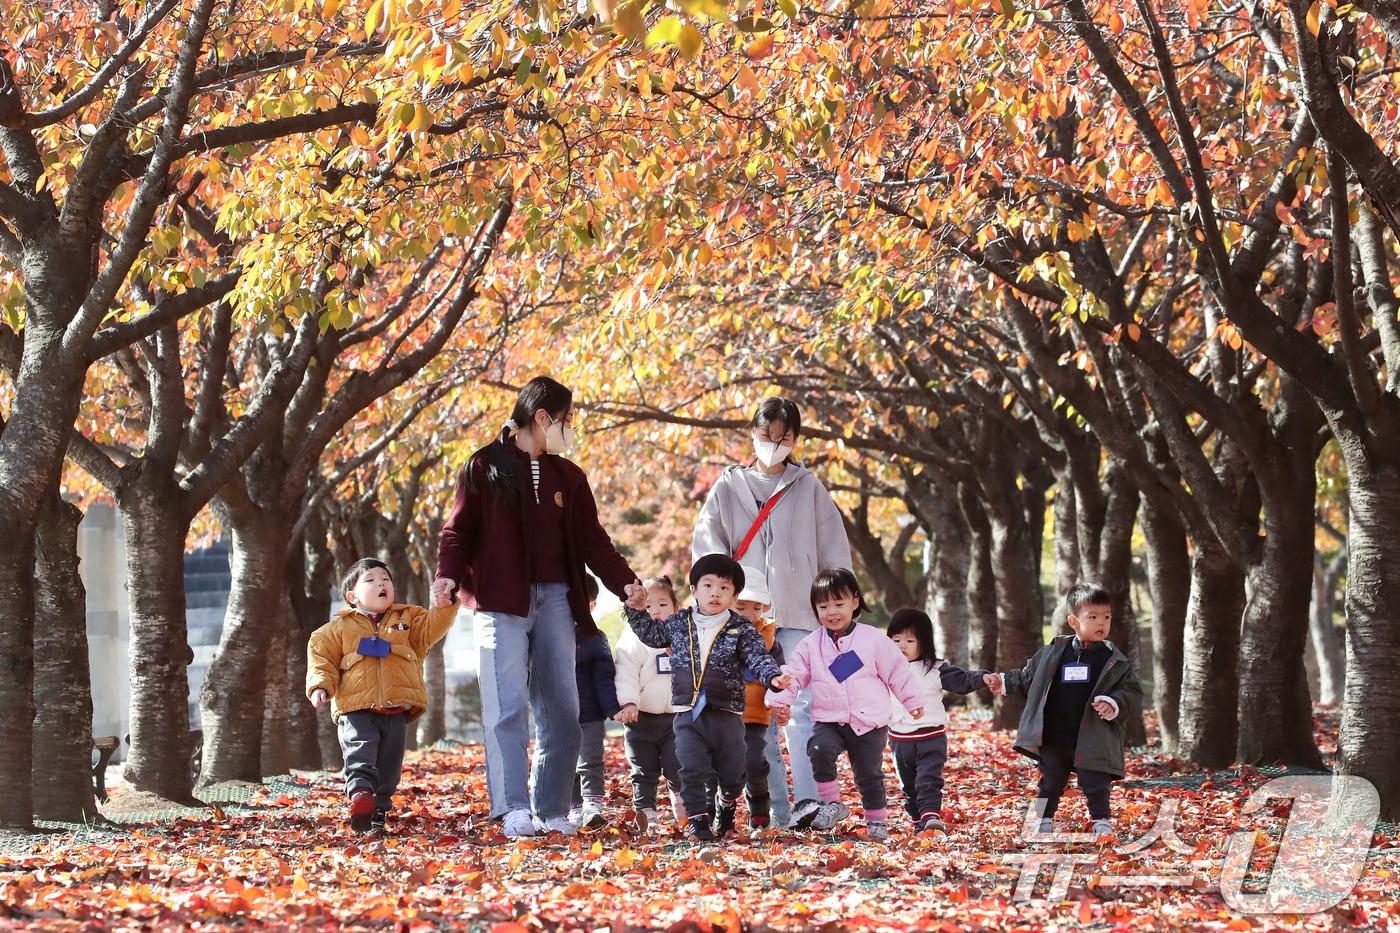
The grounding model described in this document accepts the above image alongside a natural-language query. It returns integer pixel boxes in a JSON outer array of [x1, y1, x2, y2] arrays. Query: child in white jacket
[[886, 608, 989, 833], [614, 576, 684, 831]]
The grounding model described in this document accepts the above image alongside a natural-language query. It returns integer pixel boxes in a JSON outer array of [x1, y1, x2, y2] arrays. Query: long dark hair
[[752, 397, 802, 467], [467, 376, 573, 500], [887, 608, 941, 673]]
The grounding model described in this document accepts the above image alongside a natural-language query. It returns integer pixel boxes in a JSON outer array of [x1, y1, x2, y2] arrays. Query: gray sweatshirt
[[691, 463, 852, 631]]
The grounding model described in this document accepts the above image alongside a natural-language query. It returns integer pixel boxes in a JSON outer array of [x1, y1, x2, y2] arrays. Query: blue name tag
[[828, 650, 864, 683], [1061, 662, 1091, 684], [358, 636, 391, 658], [691, 690, 708, 720]]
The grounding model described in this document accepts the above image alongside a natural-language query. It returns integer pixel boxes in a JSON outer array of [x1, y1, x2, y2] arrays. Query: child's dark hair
[[467, 376, 574, 501], [809, 568, 869, 619], [583, 574, 600, 604], [646, 575, 680, 606], [887, 608, 940, 673], [690, 553, 745, 592], [1066, 582, 1113, 616], [342, 557, 391, 595]]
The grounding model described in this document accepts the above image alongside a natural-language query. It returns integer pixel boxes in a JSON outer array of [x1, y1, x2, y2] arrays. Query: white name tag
[[656, 653, 672, 674], [1062, 663, 1091, 683]]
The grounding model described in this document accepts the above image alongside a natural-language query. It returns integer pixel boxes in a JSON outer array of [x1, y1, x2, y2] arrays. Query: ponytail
[[466, 376, 574, 501]]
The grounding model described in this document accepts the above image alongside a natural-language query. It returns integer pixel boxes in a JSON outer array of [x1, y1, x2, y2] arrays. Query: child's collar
[[825, 620, 857, 642]]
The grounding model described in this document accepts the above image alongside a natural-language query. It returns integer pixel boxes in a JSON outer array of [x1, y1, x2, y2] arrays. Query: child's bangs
[[811, 576, 866, 614]]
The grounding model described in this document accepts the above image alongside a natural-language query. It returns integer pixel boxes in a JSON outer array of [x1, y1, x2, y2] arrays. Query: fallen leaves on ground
[[1, 710, 1396, 931]]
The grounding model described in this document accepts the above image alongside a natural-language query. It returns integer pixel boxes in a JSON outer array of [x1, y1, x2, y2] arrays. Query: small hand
[[430, 578, 457, 608], [775, 707, 792, 726], [615, 704, 639, 724], [907, 707, 924, 719], [1092, 698, 1117, 720], [983, 673, 1004, 696], [310, 689, 329, 709], [624, 579, 648, 610], [770, 673, 797, 692]]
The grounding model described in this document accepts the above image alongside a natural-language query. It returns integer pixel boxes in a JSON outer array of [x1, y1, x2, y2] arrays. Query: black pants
[[1037, 744, 1114, 820], [623, 712, 681, 810], [704, 722, 772, 818], [808, 722, 888, 811], [337, 710, 407, 813], [674, 708, 746, 819], [892, 732, 947, 822]]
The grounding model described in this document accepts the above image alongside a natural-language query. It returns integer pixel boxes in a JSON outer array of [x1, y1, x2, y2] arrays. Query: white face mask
[[545, 416, 575, 455], [753, 437, 792, 468]]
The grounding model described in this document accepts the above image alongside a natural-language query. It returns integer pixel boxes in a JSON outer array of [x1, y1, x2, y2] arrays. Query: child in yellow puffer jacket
[[307, 558, 458, 835]]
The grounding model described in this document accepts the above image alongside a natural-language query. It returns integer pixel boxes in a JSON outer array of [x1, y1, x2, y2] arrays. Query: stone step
[[186, 589, 228, 610], [184, 571, 231, 594], [184, 553, 231, 575]]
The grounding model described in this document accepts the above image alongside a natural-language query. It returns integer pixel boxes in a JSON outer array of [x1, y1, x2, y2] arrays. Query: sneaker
[[791, 798, 822, 829], [918, 815, 947, 834], [349, 790, 375, 832], [866, 821, 889, 841], [577, 799, 608, 831], [686, 816, 716, 842], [811, 801, 849, 831], [503, 808, 537, 838], [369, 810, 388, 836], [750, 812, 771, 831], [635, 807, 656, 833], [1035, 817, 1054, 835], [567, 805, 584, 824], [536, 816, 579, 836], [1092, 819, 1114, 838], [713, 800, 737, 837]]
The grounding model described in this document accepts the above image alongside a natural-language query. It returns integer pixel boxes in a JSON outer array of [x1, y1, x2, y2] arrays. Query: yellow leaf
[[746, 34, 774, 59], [322, 0, 342, 18], [677, 23, 703, 57], [614, 2, 645, 38], [411, 102, 432, 131], [365, 0, 382, 37], [1305, 0, 1321, 35]]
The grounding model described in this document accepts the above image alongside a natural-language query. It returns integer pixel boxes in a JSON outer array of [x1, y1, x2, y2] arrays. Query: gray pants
[[808, 722, 889, 811], [892, 732, 948, 822], [338, 710, 407, 812], [674, 707, 745, 819], [623, 712, 681, 810], [703, 722, 772, 819], [573, 719, 607, 805]]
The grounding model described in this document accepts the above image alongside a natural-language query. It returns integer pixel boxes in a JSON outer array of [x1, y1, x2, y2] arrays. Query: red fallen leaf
[[824, 852, 854, 872], [491, 924, 530, 933]]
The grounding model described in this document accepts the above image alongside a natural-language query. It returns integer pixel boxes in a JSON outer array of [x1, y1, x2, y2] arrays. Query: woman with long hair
[[437, 376, 643, 837]]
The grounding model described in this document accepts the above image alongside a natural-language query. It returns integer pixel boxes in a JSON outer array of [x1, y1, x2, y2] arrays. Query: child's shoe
[[1092, 819, 1114, 839], [791, 798, 822, 829], [633, 807, 657, 834], [536, 816, 579, 836], [685, 816, 716, 842], [1035, 817, 1054, 835], [811, 801, 849, 831], [713, 800, 737, 837], [577, 798, 608, 830], [368, 809, 388, 837], [503, 808, 537, 838], [866, 821, 889, 841], [918, 814, 947, 834], [750, 812, 771, 831], [349, 790, 375, 832]]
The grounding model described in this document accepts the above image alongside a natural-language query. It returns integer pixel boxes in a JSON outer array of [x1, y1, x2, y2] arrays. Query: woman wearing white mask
[[691, 397, 853, 828], [436, 376, 644, 838]]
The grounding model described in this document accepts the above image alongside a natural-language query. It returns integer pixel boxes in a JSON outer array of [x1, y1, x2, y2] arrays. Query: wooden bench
[[92, 736, 119, 802], [91, 731, 205, 802]]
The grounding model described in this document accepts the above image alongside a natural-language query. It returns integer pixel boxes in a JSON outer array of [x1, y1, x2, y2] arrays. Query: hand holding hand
[[430, 578, 457, 608], [983, 673, 1004, 696], [775, 707, 792, 726], [624, 579, 648, 610], [615, 704, 639, 724], [771, 673, 796, 692], [310, 688, 329, 709]]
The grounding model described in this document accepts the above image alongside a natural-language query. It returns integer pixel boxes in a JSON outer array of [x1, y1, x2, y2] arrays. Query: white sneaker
[[791, 798, 823, 829], [811, 801, 849, 831], [578, 799, 607, 830], [536, 816, 578, 836], [1092, 819, 1114, 838], [503, 809, 536, 838], [866, 821, 889, 841]]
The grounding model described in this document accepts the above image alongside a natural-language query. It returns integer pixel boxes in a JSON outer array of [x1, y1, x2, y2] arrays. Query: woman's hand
[[310, 689, 329, 709], [614, 704, 639, 724]]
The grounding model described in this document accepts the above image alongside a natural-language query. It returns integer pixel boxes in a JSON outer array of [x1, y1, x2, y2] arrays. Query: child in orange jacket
[[307, 558, 457, 835]]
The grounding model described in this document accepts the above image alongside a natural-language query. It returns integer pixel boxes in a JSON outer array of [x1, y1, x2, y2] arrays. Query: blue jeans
[[772, 627, 818, 810], [476, 583, 580, 820]]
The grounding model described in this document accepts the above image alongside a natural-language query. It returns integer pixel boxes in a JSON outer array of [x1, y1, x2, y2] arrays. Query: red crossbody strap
[[735, 484, 791, 560]]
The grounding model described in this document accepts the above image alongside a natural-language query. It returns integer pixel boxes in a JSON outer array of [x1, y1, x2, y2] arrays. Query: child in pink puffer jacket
[[766, 569, 924, 841]]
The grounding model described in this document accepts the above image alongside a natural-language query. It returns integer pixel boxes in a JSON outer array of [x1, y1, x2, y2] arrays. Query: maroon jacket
[[436, 443, 636, 636]]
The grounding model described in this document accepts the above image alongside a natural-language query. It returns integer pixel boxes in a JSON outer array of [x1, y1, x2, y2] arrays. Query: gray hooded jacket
[[691, 463, 852, 631]]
